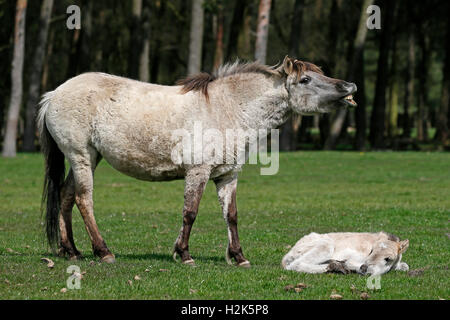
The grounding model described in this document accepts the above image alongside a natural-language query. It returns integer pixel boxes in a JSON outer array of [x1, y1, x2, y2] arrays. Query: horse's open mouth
[[340, 95, 357, 107]]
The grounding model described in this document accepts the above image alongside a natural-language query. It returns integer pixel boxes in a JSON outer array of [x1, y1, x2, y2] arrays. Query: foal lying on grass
[[282, 232, 409, 275]]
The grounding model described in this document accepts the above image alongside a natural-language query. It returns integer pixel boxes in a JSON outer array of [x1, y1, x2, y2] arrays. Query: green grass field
[[0, 152, 448, 300]]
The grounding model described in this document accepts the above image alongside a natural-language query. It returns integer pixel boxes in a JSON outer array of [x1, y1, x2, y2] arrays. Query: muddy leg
[[215, 174, 250, 267], [173, 166, 210, 265], [71, 153, 114, 263], [58, 169, 82, 260]]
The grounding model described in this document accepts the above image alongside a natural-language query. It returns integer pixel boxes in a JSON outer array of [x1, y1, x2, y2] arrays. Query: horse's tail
[[37, 91, 66, 251]]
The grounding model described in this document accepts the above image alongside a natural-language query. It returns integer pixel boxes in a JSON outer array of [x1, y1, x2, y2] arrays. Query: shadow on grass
[[117, 252, 225, 264]]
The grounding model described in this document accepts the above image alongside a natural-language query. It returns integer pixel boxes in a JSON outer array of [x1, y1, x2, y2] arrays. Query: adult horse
[[38, 56, 356, 266]]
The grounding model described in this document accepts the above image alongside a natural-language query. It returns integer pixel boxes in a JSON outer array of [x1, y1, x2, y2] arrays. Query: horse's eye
[[299, 77, 311, 84], [385, 257, 392, 263]]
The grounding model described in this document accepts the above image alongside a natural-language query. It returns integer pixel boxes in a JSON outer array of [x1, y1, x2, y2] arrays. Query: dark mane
[[176, 59, 322, 100], [176, 72, 215, 100], [382, 231, 400, 242]]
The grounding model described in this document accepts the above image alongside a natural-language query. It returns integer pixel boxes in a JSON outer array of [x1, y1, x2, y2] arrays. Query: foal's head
[[279, 56, 357, 114], [359, 237, 409, 275]]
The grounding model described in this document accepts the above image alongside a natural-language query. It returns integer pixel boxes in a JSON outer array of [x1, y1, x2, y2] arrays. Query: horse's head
[[358, 238, 409, 276], [280, 56, 357, 115]]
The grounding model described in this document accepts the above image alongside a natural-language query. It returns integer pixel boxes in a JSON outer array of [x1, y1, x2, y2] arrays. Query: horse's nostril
[[336, 81, 354, 93], [360, 264, 368, 274], [336, 81, 356, 93]]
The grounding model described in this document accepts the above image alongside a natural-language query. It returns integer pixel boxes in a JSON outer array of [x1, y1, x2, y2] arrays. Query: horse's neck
[[215, 74, 290, 131], [248, 96, 291, 130]]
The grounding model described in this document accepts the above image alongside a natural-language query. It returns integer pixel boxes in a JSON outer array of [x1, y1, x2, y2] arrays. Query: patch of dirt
[[408, 268, 426, 277], [284, 284, 294, 291], [284, 283, 309, 293], [360, 292, 370, 300]]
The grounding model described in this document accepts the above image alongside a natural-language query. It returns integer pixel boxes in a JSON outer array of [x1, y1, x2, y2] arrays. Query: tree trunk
[[0, 0, 16, 140], [65, 28, 81, 79], [279, 115, 293, 151], [254, 0, 271, 64], [187, 0, 205, 76], [318, 0, 339, 147], [41, 26, 54, 93], [79, 0, 92, 73], [2, 0, 27, 157], [238, 6, 252, 60], [324, 0, 373, 150], [226, 0, 248, 61], [354, 49, 367, 150], [403, 28, 415, 138], [213, 5, 224, 71], [280, 0, 304, 151], [387, 42, 399, 139], [417, 33, 430, 142], [387, 4, 401, 142], [139, 1, 151, 82], [388, 79, 399, 139], [93, 9, 106, 71], [128, 0, 143, 79], [298, 115, 311, 143], [287, 0, 304, 57], [23, 0, 53, 152], [319, 115, 330, 147], [150, 0, 166, 83], [369, 0, 394, 149], [435, 7, 450, 145]]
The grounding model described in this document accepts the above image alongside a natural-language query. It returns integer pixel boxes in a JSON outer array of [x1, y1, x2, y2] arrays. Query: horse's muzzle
[[338, 82, 358, 107], [358, 264, 368, 275]]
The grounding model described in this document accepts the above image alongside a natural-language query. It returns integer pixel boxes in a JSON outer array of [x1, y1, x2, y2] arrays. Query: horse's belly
[[105, 156, 184, 181], [97, 143, 185, 181]]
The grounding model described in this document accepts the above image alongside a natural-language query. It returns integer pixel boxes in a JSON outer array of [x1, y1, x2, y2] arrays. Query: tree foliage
[[0, 0, 449, 154]]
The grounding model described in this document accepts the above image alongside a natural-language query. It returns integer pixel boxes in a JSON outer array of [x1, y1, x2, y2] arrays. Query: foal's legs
[[214, 174, 250, 267], [173, 166, 210, 265], [284, 244, 332, 273], [58, 169, 82, 260], [286, 260, 329, 274], [69, 150, 115, 263]]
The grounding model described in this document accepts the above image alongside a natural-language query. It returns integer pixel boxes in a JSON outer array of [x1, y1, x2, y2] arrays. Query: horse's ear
[[282, 55, 294, 75], [398, 239, 409, 254]]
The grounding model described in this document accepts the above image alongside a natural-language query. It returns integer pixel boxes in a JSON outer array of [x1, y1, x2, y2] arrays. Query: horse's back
[[43, 72, 196, 180], [42, 72, 239, 181]]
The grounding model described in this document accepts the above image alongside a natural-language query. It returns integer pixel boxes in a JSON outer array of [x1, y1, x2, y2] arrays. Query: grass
[[0, 152, 449, 300]]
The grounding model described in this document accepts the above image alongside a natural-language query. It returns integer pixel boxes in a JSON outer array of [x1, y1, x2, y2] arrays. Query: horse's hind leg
[[58, 169, 82, 260], [214, 174, 250, 267], [69, 149, 115, 263]]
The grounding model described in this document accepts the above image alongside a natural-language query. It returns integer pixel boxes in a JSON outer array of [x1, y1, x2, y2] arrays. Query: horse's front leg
[[173, 166, 210, 265], [214, 174, 250, 267]]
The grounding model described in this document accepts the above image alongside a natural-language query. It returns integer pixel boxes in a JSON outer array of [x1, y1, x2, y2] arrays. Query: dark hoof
[[58, 247, 82, 260], [68, 254, 84, 261], [327, 260, 350, 274], [100, 254, 116, 264]]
